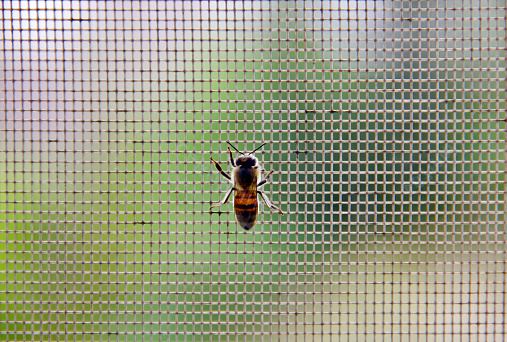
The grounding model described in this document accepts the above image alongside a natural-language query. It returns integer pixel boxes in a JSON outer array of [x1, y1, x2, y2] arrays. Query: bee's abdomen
[[234, 192, 258, 210], [234, 190, 258, 230]]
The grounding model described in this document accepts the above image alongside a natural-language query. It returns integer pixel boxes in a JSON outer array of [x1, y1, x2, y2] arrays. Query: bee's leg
[[257, 170, 274, 188], [227, 146, 236, 167], [258, 190, 284, 215], [210, 187, 235, 211], [210, 157, 231, 181]]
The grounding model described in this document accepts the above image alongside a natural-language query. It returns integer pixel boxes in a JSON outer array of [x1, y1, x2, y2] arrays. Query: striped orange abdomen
[[234, 189, 258, 230]]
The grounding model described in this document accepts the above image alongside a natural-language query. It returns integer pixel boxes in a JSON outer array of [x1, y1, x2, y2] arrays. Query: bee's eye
[[235, 159, 242, 166]]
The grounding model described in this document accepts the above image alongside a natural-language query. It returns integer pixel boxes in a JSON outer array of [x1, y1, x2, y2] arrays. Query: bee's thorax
[[233, 166, 259, 190]]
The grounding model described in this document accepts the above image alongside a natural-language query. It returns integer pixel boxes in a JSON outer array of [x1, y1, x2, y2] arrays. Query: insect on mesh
[[1, 1, 506, 341]]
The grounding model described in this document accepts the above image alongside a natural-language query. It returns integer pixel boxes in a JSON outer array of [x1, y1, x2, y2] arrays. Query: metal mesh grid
[[1, 0, 506, 340]]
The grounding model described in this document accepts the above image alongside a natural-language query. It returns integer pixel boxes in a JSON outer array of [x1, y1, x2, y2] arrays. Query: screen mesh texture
[[1, 1, 506, 341]]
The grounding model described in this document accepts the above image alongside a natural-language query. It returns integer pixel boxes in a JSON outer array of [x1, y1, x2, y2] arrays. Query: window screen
[[1, 1, 506, 341]]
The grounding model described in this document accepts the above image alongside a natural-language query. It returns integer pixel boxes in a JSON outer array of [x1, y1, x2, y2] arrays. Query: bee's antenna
[[249, 142, 267, 155], [226, 141, 244, 155]]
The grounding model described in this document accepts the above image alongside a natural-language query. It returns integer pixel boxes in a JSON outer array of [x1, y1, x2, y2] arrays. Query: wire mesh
[[1, 0, 506, 341]]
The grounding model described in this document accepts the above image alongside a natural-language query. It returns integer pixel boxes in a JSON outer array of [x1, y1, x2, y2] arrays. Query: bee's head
[[235, 155, 258, 168], [227, 141, 266, 169]]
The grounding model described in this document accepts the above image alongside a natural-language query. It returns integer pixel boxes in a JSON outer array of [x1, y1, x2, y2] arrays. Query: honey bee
[[210, 141, 284, 230]]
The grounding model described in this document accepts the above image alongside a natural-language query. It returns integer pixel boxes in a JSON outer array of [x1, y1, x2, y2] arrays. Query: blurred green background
[[0, 1, 506, 341]]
